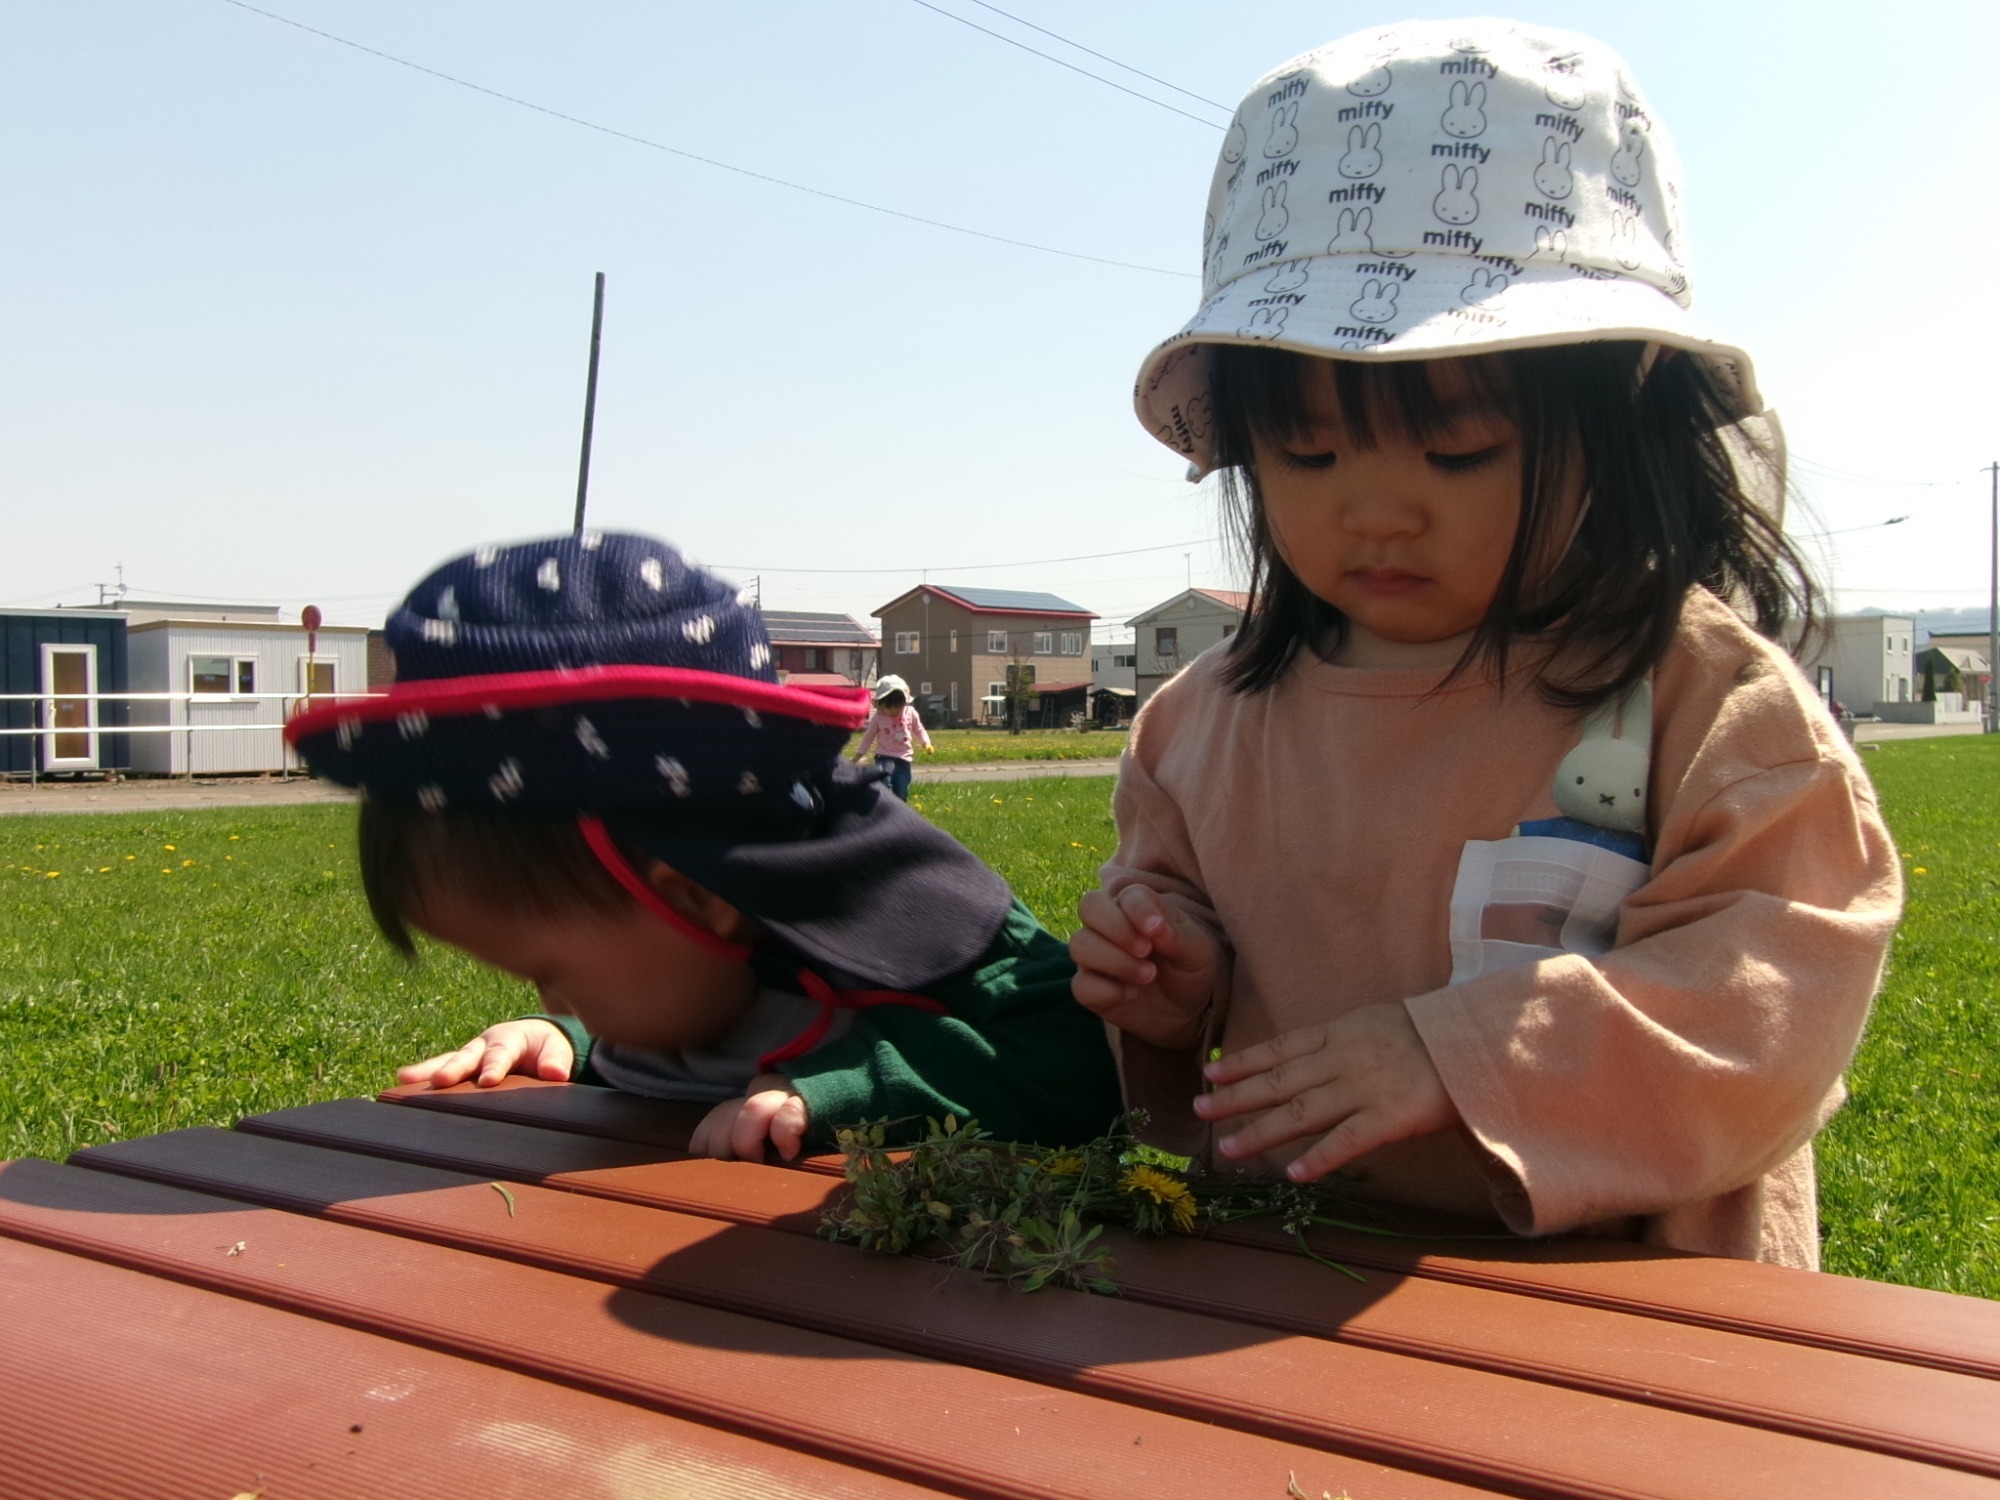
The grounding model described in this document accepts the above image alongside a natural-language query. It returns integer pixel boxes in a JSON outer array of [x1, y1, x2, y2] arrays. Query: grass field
[[3, 739, 1996, 1295], [856, 727, 1126, 764]]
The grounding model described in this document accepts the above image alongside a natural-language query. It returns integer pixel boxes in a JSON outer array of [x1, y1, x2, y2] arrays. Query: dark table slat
[[0, 1232, 933, 1500], [180, 1112, 2000, 1479], [0, 1158, 1497, 1500], [62, 1130, 2000, 1500], [380, 1080, 2000, 1379]]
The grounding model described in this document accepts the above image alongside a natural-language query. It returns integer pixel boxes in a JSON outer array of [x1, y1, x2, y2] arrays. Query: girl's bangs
[[1212, 345, 1519, 455]]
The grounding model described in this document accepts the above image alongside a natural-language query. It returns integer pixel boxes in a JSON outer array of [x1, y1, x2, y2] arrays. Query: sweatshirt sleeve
[[1093, 693, 1235, 1047], [1405, 675, 1902, 1238], [909, 707, 932, 751], [782, 901, 1124, 1148], [852, 713, 881, 760]]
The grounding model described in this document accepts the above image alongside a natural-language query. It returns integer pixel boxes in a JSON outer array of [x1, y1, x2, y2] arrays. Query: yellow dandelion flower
[[1914, 867, 1928, 875], [97, 866, 110, 874], [1041, 1154, 1085, 1176], [181, 859, 196, 867], [228, 835, 240, 841], [45, 870, 59, 879], [1122, 1164, 1193, 1211], [162, 844, 175, 852], [123, 855, 135, 861]]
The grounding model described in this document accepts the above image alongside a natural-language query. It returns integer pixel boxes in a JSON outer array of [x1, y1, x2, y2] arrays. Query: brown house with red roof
[[871, 585, 1098, 726]]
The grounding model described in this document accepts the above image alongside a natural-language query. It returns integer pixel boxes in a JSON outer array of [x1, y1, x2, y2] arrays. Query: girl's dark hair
[[358, 803, 631, 957], [1209, 340, 1818, 708], [878, 690, 908, 710]]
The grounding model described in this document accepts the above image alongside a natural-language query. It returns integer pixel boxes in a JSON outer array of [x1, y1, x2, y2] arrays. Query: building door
[[40, 643, 98, 770]]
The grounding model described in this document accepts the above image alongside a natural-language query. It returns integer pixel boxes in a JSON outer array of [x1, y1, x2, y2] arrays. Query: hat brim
[[1135, 259, 1760, 478], [605, 765, 1013, 991], [287, 666, 869, 817]]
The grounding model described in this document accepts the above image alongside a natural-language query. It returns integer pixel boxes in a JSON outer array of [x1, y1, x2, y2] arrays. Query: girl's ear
[[641, 860, 748, 941]]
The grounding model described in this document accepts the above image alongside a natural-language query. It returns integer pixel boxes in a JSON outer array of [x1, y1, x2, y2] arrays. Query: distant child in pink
[[851, 674, 932, 801]]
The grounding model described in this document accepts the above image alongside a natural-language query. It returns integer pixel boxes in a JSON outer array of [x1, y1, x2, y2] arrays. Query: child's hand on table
[[690, 1074, 809, 1162], [397, 1019, 575, 1090], [1195, 1003, 1461, 1180], [1069, 885, 1220, 1047]]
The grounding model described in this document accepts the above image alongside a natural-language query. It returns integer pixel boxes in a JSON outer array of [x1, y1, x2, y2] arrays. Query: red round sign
[[301, 605, 323, 632]]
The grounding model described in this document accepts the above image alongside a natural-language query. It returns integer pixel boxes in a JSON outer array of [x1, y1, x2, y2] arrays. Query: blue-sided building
[[0, 608, 132, 776]]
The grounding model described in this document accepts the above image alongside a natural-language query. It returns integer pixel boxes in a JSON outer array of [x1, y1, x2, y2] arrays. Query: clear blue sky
[[6, 2, 1993, 638]]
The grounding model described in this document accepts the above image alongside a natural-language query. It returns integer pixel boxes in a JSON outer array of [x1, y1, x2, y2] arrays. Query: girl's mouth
[[1346, 568, 1429, 596]]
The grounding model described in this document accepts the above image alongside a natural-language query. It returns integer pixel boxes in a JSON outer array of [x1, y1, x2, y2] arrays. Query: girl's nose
[[1338, 482, 1423, 538]]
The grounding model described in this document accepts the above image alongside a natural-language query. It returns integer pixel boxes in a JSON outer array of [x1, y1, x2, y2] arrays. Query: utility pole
[[1988, 461, 1997, 733], [572, 272, 606, 535]]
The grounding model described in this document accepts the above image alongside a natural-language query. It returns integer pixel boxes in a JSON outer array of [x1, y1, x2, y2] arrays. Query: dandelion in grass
[[163, 844, 175, 852], [1914, 866, 1928, 875], [1041, 1153, 1085, 1177]]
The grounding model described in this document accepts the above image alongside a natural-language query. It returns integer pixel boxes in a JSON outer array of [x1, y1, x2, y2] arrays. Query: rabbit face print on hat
[[1136, 18, 1761, 477]]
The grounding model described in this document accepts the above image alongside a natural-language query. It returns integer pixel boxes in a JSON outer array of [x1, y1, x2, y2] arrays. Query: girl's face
[[1250, 358, 1550, 664]]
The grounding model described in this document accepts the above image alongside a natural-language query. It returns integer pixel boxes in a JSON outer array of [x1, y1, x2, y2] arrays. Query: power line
[[1793, 456, 1972, 489], [707, 536, 1222, 576], [905, 0, 1223, 129], [959, 0, 1231, 112], [215, 0, 1193, 279]]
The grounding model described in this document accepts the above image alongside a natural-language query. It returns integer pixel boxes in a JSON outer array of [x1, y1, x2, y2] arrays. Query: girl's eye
[[1276, 449, 1338, 471], [1426, 446, 1504, 472]]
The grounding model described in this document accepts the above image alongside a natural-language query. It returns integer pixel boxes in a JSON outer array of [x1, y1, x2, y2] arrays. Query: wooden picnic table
[[2, 1077, 1996, 1499]]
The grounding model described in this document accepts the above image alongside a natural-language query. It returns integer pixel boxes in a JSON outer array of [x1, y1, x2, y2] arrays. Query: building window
[[918, 681, 932, 698], [1115, 654, 1135, 669], [948, 682, 958, 711], [1156, 628, 1179, 657], [895, 632, 920, 654], [985, 681, 1006, 712], [296, 658, 337, 697], [191, 655, 257, 697], [987, 630, 1007, 653], [1034, 632, 1053, 655], [950, 630, 958, 653], [1060, 632, 1082, 655], [848, 649, 864, 675], [801, 647, 821, 671]]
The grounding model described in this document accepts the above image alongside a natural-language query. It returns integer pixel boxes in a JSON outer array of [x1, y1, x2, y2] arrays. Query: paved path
[[2, 721, 1984, 816], [0, 758, 1126, 816]]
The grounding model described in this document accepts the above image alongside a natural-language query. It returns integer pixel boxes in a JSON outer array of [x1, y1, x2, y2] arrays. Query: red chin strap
[[576, 813, 948, 1074], [577, 815, 752, 963]]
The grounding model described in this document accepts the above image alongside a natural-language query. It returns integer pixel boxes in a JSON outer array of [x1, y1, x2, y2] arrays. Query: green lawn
[[854, 727, 1126, 764], [3, 740, 1996, 1296]]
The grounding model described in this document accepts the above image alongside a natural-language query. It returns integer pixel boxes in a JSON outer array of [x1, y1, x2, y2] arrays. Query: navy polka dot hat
[[286, 531, 871, 822]]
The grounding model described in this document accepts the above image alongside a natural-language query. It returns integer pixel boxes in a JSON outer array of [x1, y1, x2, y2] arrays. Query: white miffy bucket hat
[[1135, 18, 1761, 477]]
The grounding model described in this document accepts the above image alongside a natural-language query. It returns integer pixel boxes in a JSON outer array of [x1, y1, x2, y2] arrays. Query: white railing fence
[[0, 690, 385, 783]]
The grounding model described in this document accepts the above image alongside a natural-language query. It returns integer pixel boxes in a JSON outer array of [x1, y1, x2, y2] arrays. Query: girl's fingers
[[1212, 1086, 1349, 1162], [1282, 1113, 1392, 1181], [1067, 926, 1157, 986], [1203, 1025, 1321, 1085], [730, 1092, 785, 1163], [1075, 888, 1149, 954]]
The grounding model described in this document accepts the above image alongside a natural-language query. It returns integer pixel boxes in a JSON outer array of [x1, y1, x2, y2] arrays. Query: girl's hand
[[1069, 885, 1219, 1046], [1194, 1004, 1460, 1179], [396, 1019, 574, 1090], [689, 1074, 810, 1162]]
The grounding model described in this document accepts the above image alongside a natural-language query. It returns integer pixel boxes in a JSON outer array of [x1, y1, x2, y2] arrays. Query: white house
[[1129, 589, 1249, 707], [1796, 615, 1915, 720], [126, 616, 369, 774]]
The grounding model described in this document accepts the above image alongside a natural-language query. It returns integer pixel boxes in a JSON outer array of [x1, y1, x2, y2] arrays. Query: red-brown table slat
[[56, 1133, 2000, 1500], [377, 1079, 2000, 1379], [0, 1232, 932, 1500], [0, 1157, 1500, 1500]]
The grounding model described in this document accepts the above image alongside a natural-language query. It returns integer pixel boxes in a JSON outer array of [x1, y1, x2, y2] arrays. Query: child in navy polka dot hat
[[287, 531, 1119, 1160]]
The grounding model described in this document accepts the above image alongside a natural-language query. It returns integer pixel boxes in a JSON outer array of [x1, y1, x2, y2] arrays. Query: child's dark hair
[[358, 803, 631, 957], [878, 690, 908, 710], [1210, 340, 1818, 708]]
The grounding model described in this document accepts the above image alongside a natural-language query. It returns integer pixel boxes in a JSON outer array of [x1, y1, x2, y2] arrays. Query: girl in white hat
[[1070, 19, 1901, 1267], [851, 673, 933, 801]]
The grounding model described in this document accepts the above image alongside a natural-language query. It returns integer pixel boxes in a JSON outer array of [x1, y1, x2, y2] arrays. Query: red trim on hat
[[757, 967, 948, 1071], [576, 815, 754, 963], [284, 665, 870, 747]]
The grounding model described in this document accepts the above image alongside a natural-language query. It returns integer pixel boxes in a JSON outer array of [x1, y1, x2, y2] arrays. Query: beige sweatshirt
[[1100, 589, 1902, 1267]]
